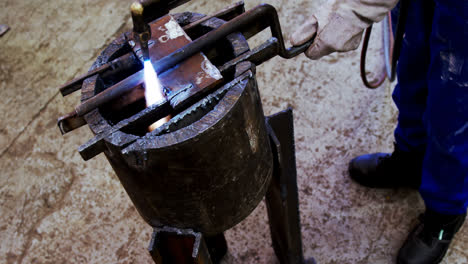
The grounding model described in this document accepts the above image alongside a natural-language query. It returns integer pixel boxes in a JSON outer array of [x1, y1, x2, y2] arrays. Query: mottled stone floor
[[0, 0, 466, 263]]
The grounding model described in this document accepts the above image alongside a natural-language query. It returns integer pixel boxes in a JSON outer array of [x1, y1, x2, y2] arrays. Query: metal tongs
[[57, 2, 314, 134]]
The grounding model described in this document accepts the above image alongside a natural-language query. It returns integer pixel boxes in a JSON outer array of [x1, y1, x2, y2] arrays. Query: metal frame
[[57, 3, 314, 134]]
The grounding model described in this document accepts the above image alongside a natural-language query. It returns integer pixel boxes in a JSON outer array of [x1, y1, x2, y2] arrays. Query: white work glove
[[290, 0, 399, 60]]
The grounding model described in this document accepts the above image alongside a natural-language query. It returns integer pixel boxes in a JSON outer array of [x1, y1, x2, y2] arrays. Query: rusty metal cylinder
[[83, 14, 273, 235]]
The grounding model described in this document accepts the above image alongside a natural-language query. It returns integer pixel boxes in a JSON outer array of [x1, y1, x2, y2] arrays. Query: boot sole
[[397, 247, 447, 264]]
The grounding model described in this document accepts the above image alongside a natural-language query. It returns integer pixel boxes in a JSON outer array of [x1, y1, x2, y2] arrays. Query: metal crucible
[[80, 13, 272, 235]]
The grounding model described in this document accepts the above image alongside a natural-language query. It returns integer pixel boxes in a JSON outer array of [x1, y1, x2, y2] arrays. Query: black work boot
[[397, 209, 467, 264], [348, 145, 424, 189]]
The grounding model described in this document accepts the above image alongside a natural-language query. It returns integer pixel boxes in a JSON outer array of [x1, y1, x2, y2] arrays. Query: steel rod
[[76, 70, 144, 116], [152, 3, 311, 77], [58, 52, 137, 96], [181, 1, 245, 31]]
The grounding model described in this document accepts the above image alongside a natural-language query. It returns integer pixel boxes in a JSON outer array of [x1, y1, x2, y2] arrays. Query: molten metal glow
[[144, 60, 170, 131]]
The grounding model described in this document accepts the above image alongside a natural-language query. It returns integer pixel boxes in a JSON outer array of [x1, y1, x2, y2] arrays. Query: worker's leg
[[348, 0, 432, 188], [391, 0, 434, 153], [398, 1, 468, 263], [419, 0, 468, 216]]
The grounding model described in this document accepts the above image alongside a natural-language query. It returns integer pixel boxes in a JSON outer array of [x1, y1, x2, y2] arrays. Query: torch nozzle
[[131, 1, 151, 61]]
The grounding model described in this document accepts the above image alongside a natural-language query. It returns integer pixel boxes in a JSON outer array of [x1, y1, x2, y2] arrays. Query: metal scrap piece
[[0, 24, 9, 37]]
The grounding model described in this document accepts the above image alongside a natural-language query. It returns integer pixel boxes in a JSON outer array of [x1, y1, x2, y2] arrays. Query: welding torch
[[131, 2, 151, 62]]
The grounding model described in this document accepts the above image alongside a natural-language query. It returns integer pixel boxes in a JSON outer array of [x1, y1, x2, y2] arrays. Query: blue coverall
[[392, 0, 468, 215]]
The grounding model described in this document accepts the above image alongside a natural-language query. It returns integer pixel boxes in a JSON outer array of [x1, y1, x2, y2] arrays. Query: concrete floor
[[0, 0, 466, 263]]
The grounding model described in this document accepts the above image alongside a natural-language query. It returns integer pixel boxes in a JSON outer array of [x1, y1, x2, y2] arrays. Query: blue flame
[[143, 60, 170, 130], [143, 60, 164, 107]]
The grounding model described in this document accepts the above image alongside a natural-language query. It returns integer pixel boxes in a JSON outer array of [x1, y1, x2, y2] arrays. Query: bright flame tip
[[143, 58, 170, 131]]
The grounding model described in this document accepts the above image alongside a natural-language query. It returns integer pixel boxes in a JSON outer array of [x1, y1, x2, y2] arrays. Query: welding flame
[[144, 60, 170, 131], [144, 60, 164, 105]]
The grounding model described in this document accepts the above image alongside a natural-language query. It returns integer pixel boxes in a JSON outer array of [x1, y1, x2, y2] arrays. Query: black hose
[[390, 0, 410, 81], [360, 24, 387, 89], [360, 0, 410, 88]]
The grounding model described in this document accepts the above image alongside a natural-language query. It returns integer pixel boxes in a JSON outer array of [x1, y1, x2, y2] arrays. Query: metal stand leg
[[204, 233, 228, 263], [265, 108, 316, 264], [148, 227, 226, 264]]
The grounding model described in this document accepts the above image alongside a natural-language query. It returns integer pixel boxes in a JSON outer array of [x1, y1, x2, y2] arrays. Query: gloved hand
[[290, 0, 399, 60]]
